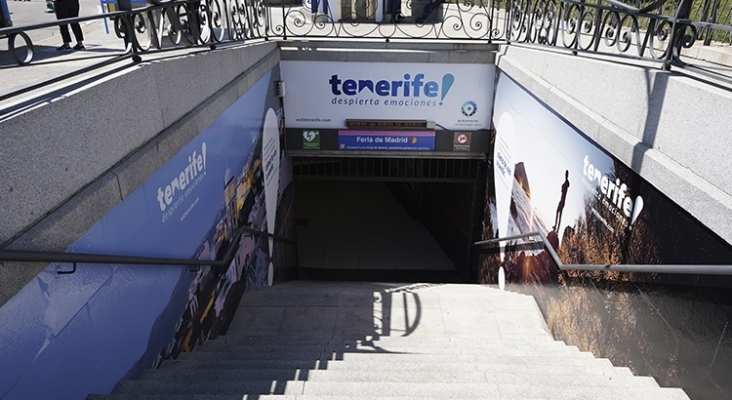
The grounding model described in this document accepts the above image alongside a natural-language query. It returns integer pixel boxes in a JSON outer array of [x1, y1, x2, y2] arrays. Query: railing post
[[702, 0, 720, 45], [663, 0, 693, 69], [280, 0, 287, 39], [117, 0, 135, 51]]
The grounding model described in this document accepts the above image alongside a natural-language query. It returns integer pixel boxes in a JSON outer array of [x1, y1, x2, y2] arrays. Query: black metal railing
[[506, 0, 723, 71], [2, 0, 732, 70], [474, 231, 732, 275], [0, 225, 295, 274]]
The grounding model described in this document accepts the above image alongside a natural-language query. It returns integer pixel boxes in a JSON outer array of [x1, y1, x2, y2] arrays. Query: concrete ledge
[[0, 171, 120, 306], [495, 44, 732, 245], [279, 40, 496, 64], [0, 41, 280, 307]]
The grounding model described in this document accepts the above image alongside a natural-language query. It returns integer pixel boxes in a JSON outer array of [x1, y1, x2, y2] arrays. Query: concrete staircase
[[87, 281, 690, 400]]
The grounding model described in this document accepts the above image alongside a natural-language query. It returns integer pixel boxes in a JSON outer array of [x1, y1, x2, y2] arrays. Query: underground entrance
[[291, 156, 487, 283]]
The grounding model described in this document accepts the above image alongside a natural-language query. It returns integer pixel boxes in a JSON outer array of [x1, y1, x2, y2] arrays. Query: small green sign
[[302, 130, 320, 150]]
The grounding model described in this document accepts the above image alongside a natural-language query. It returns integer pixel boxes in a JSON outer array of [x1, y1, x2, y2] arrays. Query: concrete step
[[112, 380, 304, 396], [201, 339, 573, 351], [112, 381, 505, 397], [295, 387, 688, 400], [157, 359, 636, 377], [193, 343, 583, 356], [300, 381, 676, 398], [209, 335, 561, 347], [89, 396, 547, 400], [138, 368, 660, 388], [495, 384, 690, 400], [173, 350, 602, 365], [140, 369, 490, 383], [87, 396, 285, 400], [90, 394, 685, 400]]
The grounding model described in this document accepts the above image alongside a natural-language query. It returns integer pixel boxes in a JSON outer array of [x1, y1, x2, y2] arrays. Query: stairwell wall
[[0, 41, 298, 400], [494, 44, 732, 248], [1, 41, 280, 307], [486, 50, 732, 400]]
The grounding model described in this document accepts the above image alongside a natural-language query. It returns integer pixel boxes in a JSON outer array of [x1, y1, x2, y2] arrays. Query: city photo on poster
[[0, 68, 296, 400]]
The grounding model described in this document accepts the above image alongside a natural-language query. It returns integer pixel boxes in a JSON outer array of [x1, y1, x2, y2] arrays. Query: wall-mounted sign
[[338, 130, 435, 151], [281, 61, 495, 131], [302, 130, 321, 149], [346, 120, 431, 130], [453, 132, 472, 151]]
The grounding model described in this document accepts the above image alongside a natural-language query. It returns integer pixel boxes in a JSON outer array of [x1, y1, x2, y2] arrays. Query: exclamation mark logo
[[201, 142, 207, 175], [440, 74, 455, 106]]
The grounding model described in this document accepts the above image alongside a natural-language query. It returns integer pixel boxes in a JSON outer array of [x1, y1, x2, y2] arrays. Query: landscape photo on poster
[[479, 70, 732, 400], [482, 71, 732, 285]]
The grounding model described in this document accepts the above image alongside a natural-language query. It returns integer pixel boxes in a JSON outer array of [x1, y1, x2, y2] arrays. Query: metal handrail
[[474, 231, 732, 276], [0, 224, 295, 274]]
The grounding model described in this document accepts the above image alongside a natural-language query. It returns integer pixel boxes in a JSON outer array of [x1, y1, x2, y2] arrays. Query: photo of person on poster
[[480, 70, 732, 400], [554, 170, 570, 232], [484, 70, 732, 285]]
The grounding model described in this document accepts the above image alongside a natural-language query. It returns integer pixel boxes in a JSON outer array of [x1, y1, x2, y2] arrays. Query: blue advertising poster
[[0, 68, 296, 400], [480, 69, 732, 400], [338, 130, 435, 151]]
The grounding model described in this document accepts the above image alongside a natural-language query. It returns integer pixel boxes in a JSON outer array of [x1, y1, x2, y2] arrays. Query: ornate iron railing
[[506, 0, 731, 70], [1, 0, 732, 72]]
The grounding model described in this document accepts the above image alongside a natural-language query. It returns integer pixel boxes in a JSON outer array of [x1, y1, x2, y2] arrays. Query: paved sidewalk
[[3, 0, 732, 107], [0, 0, 140, 107], [2, 0, 105, 45]]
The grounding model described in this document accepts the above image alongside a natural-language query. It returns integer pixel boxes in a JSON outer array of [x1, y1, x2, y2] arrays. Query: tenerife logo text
[[157, 142, 208, 223], [582, 155, 644, 230], [329, 73, 455, 107]]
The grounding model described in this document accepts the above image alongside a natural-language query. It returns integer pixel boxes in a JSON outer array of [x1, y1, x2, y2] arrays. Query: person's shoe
[[73, 43, 85, 50], [57, 44, 72, 51]]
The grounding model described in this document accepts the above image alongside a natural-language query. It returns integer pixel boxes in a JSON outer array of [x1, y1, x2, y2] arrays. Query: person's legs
[[389, 0, 401, 22], [66, 3, 84, 43], [54, 2, 72, 45], [416, 0, 442, 23]]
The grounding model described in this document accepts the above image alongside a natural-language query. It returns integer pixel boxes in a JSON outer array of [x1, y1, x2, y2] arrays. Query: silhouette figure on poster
[[554, 170, 570, 231]]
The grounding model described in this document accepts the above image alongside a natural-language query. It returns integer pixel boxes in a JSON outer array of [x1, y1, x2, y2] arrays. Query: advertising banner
[[280, 61, 495, 131], [480, 71, 732, 400], [338, 130, 435, 151], [0, 69, 296, 400], [483, 72, 732, 281]]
